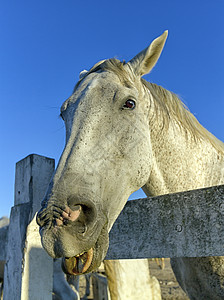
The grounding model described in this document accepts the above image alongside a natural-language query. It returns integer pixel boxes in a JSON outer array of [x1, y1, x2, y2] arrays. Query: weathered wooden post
[[3, 154, 55, 300]]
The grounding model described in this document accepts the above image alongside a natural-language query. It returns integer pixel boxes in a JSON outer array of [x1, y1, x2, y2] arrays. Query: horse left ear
[[79, 70, 88, 79], [128, 30, 168, 76]]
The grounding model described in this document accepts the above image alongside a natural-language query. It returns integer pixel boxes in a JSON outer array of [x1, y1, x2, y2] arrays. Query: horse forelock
[[74, 58, 137, 92]]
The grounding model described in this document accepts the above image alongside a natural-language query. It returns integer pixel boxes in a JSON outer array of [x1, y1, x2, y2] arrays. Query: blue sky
[[1, 1, 224, 217]]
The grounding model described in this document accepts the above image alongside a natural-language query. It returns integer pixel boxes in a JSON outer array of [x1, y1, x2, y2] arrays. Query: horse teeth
[[76, 251, 85, 257]]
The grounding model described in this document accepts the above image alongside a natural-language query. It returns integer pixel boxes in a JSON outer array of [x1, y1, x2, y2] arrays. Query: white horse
[[37, 31, 224, 299]]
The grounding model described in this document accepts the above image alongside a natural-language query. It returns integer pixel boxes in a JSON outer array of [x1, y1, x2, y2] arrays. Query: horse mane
[[143, 81, 224, 154], [76, 58, 224, 154]]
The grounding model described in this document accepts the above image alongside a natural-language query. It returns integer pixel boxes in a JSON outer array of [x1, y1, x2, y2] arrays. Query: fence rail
[[106, 184, 224, 259]]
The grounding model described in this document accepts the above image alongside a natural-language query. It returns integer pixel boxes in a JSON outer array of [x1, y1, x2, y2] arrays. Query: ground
[[149, 258, 189, 300], [78, 258, 189, 299]]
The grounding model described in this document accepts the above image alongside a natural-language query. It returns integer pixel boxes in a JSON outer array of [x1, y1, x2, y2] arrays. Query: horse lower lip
[[62, 248, 93, 275]]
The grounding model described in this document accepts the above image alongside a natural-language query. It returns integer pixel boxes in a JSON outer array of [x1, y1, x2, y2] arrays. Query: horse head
[[36, 31, 168, 275]]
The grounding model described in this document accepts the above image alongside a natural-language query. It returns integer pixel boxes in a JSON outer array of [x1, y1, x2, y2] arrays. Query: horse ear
[[79, 70, 88, 79], [128, 30, 168, 76]]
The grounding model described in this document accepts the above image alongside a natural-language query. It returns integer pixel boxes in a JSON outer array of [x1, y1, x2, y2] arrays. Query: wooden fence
[[107, 184, 224, 259], [2, 154, 224, 299]]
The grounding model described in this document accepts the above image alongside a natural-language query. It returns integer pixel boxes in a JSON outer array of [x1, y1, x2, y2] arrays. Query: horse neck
[[143, 120, 224, 197]]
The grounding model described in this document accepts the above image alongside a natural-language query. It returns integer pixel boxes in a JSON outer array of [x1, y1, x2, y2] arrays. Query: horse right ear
[[128, 30, 168, 77]]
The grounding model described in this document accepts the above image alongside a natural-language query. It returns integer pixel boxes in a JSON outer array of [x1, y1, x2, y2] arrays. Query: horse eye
[[123, 99, 136, 110]]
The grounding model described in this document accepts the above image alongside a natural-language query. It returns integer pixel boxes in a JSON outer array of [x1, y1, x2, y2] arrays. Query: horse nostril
[[63, 205, 82, 222]]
